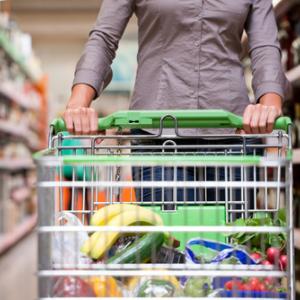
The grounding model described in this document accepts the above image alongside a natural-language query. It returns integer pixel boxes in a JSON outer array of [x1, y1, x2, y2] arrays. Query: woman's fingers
[[63, 107, 99, 135], [258, 105, 269, 134], [72, 108, 82, 134], [88, 108, 98, 134], [267, 106, 281, 133], [80, 108, 90, 134], [250, 104, 261, 134], [63, 110, 74, 133], [243, 104, 281, 134], [243, 104, 255, 134]]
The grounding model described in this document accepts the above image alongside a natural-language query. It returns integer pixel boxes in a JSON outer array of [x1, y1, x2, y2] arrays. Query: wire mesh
[[36, 128, 294, 299]]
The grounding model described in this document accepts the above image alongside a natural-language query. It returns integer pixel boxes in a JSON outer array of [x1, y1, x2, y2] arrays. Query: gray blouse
[[73, 0, 289, 126]]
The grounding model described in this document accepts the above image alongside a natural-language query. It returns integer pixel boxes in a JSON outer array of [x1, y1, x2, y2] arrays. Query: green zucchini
[[107, 232, 164, 264]]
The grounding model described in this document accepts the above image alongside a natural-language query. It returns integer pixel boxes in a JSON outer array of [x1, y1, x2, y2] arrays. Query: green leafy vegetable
[[228, 210, 287, 250]]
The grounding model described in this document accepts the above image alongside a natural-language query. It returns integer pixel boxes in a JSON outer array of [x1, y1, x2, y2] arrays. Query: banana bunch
[[81, 204, 163, 260]]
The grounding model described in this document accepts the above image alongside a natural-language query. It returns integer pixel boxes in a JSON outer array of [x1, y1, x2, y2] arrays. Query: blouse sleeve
[[245, 0, 290, 102], [73, 0, 135, 97]]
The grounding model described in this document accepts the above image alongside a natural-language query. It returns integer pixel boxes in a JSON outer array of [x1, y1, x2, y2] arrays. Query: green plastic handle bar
[[51, 110, 292, 134]]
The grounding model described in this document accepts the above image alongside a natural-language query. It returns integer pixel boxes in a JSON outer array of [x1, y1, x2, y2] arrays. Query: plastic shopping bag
[[52, 212, 91, 267]]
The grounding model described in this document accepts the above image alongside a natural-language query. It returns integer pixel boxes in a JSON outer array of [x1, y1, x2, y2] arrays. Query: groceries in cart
[[128, 276, 183, 297], [49, 204, 288, 297], [52, 212, 90, 266], [184, 238, 288, 298], [36, 110, 294, 299], [80, 203, 185, 264]]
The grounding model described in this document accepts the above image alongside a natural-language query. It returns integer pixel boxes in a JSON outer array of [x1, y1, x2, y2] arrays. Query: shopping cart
[[35, 110, 295, 299]]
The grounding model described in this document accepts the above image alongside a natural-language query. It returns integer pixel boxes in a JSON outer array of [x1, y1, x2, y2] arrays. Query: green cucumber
[[107, 232, 164, 264]]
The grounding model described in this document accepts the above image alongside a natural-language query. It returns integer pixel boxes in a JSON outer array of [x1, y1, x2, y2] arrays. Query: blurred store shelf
[[0, 214, 37, 255], [286, 65, 300, 87], [293, 149, 300, 165], [0, 159, 34, 171], [295, 229, 300, 249], [0, 232, 37, 300], [0, 31, 43, 84], [11, 186, 32, 205], [0, 119, 40, 150], [0, 13, 47, 257], [0, 81, 40, 110], [273, 0, 299, 19]]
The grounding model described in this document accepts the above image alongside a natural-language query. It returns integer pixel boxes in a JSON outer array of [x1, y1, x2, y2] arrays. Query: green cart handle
[[51, 110, 292, 134]]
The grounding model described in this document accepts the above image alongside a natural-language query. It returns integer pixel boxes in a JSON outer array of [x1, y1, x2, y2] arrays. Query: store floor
[[0, 232, 37, 300]]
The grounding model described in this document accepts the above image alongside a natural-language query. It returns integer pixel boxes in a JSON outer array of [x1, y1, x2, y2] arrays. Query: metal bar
[[49, 263, 282, 271], [40, 298, 285, 300], [38, 269, 285, 278], [38, 181, 288, 189], [38, 225, 287, 233]]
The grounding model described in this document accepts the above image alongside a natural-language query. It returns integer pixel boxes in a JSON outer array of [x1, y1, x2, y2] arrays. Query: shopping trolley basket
[[35, 110, 294, 299]]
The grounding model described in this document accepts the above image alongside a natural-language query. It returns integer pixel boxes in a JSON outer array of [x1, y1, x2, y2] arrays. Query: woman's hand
[[63, 84, 98, 134], [242, 93, 282, 134]]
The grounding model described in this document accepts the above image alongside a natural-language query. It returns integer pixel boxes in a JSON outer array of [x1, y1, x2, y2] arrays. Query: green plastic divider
[[51, 110, 292, 134], [152, 205, 226, 254], [61, 155, 262, 165]]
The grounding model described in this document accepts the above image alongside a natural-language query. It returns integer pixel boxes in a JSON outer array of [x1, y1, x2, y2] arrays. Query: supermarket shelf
[[0, 30, 43, 84], [286, 65, 300, 87], [0, 119, 40, 150], [273, 0, 299, 19], [0, 159, 34, 171], [0, 213, 37, 256], [11, 186, 32, 204], [295, 229, 300, 249], [0, 82, 40, 110], [294, 148, 300, 165]]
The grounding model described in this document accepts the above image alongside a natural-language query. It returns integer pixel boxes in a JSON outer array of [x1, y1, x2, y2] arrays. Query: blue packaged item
[[185, 238, 257, 265], [183, 238, 287, 298], [218, 290, 287, 299]]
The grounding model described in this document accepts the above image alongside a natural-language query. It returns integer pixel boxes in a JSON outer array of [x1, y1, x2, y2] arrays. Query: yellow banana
[[82, 204, 163, 256], [82, 204, 139, 255], [81, 205, 163, 256], [90, 208, 163, 260], [81, 232, 101, 255], [90, 203, 142, 226]]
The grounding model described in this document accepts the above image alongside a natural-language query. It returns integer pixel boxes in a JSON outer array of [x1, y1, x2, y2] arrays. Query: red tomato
[[266, 247, 281, 265], [235, 280, 244, 291], [262, 260, 272, 266], [225, 281, 233, 291], [249, 278, 261, 291], [242, 283, 253, 291], [264, 277, 276, 287], [250, 252, 262, 262], [257, 282, 267, 292], [225, 280, 243, 291], [279, 255, 287, 271]]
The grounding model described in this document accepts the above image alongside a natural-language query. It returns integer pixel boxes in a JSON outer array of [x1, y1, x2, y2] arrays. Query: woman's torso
[[130, 0, 252, 121]]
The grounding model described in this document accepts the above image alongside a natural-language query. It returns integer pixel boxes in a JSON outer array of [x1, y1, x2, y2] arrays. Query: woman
[[63, 0, 289, 205], [64, 0, 288, 134]]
